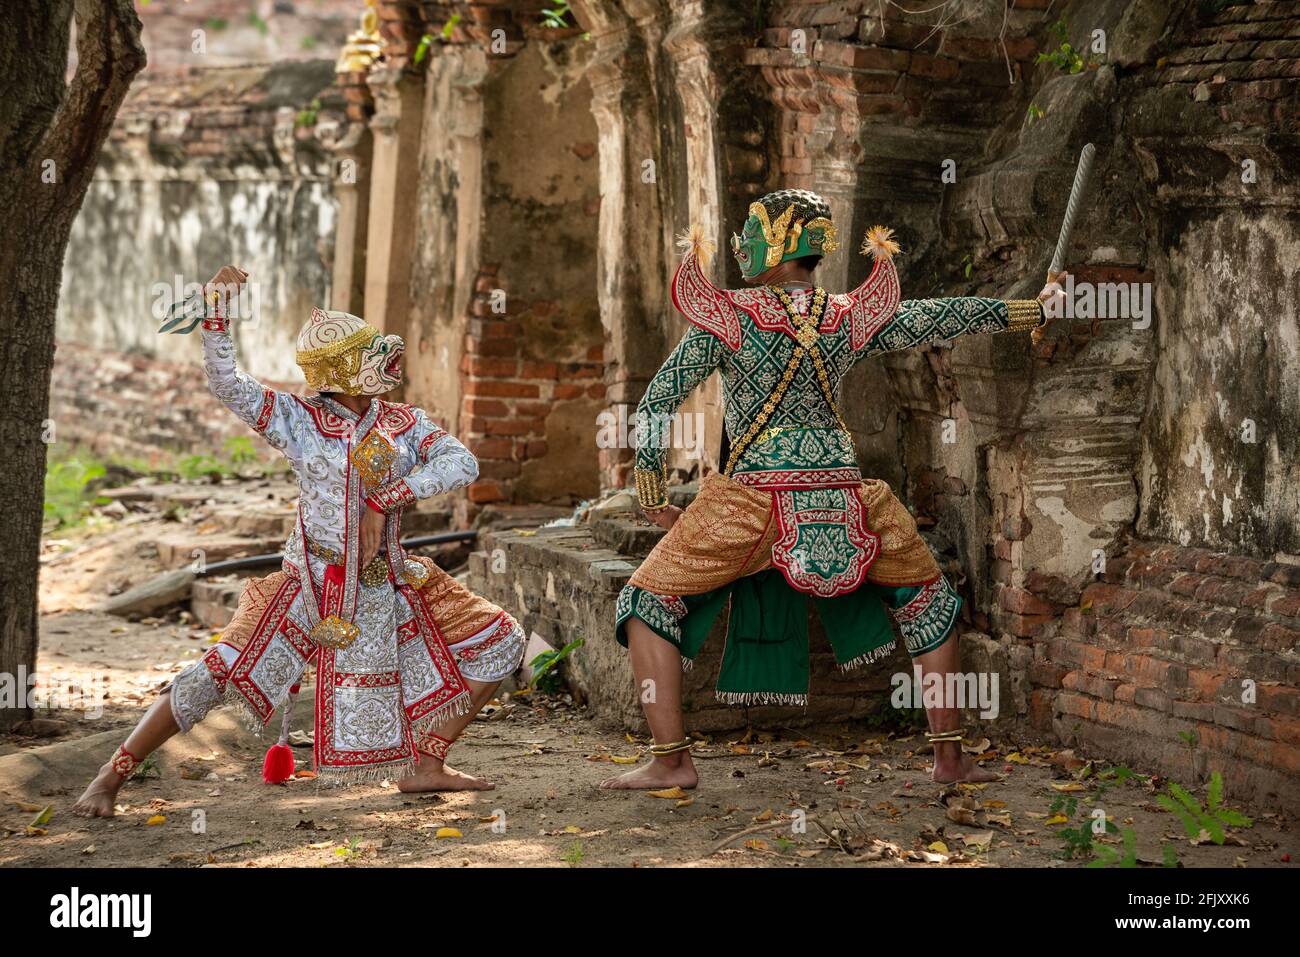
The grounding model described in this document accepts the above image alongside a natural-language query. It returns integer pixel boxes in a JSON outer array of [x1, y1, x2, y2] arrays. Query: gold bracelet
[[647, 738, 693, 756], [634, 467, 668, 511], [1003, 299, 1045, 333]]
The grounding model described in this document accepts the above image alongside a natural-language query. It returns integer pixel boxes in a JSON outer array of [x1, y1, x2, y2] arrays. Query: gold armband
[[634, 467, 669, 511], [1003, 299, 1045, 333]]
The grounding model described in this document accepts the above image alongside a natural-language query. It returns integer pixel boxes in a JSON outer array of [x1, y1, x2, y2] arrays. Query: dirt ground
[[2, 489, 1293, 869]]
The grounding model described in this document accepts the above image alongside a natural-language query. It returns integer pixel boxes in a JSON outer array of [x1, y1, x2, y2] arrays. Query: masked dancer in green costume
[[602, 189, 1065, 790]]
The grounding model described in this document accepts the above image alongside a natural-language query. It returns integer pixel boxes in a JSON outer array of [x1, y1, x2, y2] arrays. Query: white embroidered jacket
[[199, 321, 479, 562]]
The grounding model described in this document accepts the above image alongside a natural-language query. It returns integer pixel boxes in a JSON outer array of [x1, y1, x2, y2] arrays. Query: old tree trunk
[[0, 1, 144, 729]]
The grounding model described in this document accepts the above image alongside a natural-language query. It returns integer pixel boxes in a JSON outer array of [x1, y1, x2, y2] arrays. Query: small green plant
[[131, 755, 161, 780], [1088, 825, 1138, 868], [248, 11, 270, 36], [1026, 103, 1045, 124], [300, 35, 318, 51], [562, 840, 585, 866], [1156, 772, 1253, 845], [335, 837, 362, 860], [295, 98, 321, 129], [541, 2, 573, 28], [530, 637, 585, 694], [961, 252, 975, 279], [205, 18, 228, 31], [44, 458, 109, 530], [223, 435, 259, 468], [1036, 19, 1089, 74], [1050, 795, 1109, 861], [176, 454, 226, 481]]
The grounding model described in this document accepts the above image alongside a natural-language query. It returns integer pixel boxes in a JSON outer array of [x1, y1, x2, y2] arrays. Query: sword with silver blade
[[1033, 142, 1096, 344]]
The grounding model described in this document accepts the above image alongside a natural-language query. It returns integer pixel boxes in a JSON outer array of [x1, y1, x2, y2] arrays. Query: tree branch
[[34, 0, 145, 218]]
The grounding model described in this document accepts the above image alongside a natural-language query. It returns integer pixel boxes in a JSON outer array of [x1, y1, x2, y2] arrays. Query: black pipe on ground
[[198, 530, 479, 576]]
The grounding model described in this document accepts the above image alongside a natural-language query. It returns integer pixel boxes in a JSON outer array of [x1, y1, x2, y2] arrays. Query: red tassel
[[262, 743, 296, 784]]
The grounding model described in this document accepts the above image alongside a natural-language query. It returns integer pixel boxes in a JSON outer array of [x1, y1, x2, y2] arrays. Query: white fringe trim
[[681, 656, 695, 673], [837, 639, 897, 672], [716, 690, 808, 708], [409, 689, 473, 740], [220, 684, 270, 737], [313, 759, 416, 788]]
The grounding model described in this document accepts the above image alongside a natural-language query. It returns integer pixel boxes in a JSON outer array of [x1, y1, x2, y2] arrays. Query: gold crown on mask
[[295, 306, 386, 394]]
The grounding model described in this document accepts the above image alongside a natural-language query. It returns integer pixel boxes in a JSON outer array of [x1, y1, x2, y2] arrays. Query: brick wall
[[458, 266, 605, 509], [1022, 541, 1300, 812]]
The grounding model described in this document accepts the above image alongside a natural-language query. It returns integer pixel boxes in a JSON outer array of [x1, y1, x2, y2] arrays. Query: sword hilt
[[1034, 143, 1097, 346]]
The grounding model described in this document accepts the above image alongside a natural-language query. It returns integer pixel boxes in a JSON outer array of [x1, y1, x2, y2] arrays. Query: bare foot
[[72, 764, 125, 818], [932, 749, 1002, 784], [397, 762, 495, 792], [599, 756, 698, 790]]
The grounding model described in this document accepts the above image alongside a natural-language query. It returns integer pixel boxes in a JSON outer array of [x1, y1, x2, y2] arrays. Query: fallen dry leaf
[[647, 786, 689, 799]]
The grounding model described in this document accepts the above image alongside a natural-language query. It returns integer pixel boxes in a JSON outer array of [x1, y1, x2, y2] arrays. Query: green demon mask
[[730, 188, 839, 281]]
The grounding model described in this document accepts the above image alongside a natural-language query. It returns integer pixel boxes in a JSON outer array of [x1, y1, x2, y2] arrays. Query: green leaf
[[1206, 771, 1223, 810], [1167, 782, 1200, 813], [413, 34, 434, 65], [1086, 845, 1116, 867], [1214, 808, 1253, 828], [1156, 794, 1201, 840], [1162, 843, 1179, 868], [1199, 813, 1226, 845]]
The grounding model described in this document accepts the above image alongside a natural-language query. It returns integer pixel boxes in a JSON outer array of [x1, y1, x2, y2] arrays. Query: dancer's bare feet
[[599, 755, 698, 790], [72, 764, 126, 818], [397, 760, 495, 792], [932, 745, 1002, 784]]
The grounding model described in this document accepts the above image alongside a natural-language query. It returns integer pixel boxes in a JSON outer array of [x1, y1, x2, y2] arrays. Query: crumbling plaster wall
[[57, 60, 345, 384]]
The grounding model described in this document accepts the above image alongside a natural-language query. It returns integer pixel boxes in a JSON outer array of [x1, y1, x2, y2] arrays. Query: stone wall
[[347, 5, 607, 521], [48, 342, 299, 464], [441, 0, 1300, 810], [57, 59, 346, 385], [129, 0, 357, 71]]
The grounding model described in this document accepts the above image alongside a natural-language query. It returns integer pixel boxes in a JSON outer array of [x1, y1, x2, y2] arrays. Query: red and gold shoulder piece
[[376, 400, 417, 436], [669, 252, 743, 351], [825, 253, 901, 349], [291, 394, 352, 438]]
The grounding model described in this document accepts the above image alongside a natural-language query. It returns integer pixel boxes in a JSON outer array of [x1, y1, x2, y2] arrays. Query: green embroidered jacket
[[633, 252, 1042, 508]]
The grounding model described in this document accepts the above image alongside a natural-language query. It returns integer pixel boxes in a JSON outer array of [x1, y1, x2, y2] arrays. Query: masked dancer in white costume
[[74, 266, 526, 817]]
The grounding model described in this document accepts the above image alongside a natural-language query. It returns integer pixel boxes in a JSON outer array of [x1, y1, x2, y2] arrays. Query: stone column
[[362, 64, 426, 353], [572, 0, 674, 493], [328, 72, 374, 315]]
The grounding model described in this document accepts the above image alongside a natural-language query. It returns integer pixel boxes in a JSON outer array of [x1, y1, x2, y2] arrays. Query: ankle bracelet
[[419, 734, 453, 761], [109, 744, 141, 778], [924, 730, 964, 745], [648, 738, 693, 756]]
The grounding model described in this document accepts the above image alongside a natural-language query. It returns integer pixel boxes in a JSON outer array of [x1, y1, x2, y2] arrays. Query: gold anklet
[[648, 738, 693, 756], [925, 730, 964, 744]]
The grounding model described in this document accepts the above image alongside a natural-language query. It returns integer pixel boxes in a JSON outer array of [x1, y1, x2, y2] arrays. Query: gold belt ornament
[[305, 536, 390, 586]]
